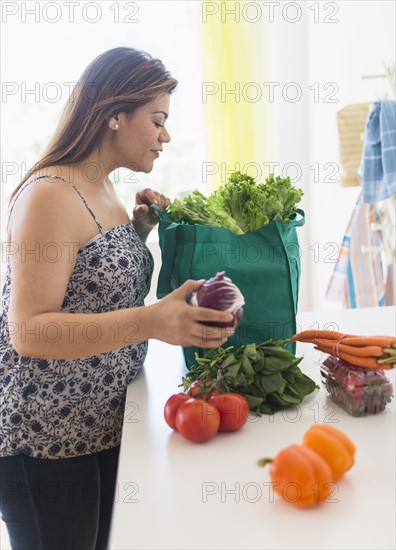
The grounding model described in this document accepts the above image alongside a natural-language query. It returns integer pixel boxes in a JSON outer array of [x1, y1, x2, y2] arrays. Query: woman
[[0, 47, 234, 549]]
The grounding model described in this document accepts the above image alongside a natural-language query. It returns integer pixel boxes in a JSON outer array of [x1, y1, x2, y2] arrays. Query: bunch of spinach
[[182, 340, 318, 415]]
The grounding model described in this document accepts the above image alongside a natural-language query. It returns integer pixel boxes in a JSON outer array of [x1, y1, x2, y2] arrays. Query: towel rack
[[361, 61, 396, 99]]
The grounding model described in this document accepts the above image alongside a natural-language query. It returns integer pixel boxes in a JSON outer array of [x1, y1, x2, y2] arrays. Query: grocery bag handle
[[150, 203, 165, 220], [289, 208, 305, 227], [150, 204, 180, 298]]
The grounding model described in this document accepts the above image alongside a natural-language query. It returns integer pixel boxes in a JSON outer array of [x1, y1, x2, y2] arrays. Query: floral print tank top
[[0, 176, 154, 458]]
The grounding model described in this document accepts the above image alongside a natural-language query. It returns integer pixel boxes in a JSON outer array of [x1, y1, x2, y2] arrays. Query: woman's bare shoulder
[[8, 170, 86, 242]]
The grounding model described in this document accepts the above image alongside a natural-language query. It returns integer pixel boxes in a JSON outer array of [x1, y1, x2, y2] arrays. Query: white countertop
[[110, 306, 396, 550]]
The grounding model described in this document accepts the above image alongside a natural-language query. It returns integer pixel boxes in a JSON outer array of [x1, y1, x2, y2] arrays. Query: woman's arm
[[7, 180, 232, 360]]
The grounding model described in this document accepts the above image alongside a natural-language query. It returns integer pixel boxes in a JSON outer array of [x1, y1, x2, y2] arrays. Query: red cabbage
[[190, 271, 245, 328]]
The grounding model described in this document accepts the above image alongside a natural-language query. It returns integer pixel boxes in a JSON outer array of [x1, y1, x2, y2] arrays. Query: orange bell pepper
[[303, 424, 356, 481], [258, 444, 334, 507]]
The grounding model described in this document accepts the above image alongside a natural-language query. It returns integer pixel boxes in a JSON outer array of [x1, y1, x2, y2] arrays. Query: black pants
[[0, 445, 120, 550]]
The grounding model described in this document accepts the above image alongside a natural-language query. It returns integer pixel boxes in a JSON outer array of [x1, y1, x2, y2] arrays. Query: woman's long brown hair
[[9, 47, 178, 204]]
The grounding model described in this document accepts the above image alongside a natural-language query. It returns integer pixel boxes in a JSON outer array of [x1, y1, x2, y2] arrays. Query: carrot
[[292, 331, 396, 349], [336, 352, 385, 370], [314, 346, 389, 369], [340, 336, 396, 348], [337, 344, 385, 358], [291, 330, 346, 342], [308, 340, 385, 358], [295, 329, 396, 370], [315, 344, 338, 357]]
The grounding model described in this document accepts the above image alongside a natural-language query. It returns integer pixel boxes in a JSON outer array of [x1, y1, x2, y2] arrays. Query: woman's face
[[113, 93, 171, 173]]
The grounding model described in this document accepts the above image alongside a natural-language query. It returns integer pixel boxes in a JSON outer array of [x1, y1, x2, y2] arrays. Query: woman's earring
[[114, 124, 119, 130]]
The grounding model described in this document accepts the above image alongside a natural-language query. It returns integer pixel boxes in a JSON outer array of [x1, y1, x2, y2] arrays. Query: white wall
[[268, 0, 395, 312], [146, 0, 395, 311], [2, 1, 394, 314], [95, 1, 396, 313], [307, 0, 395, 311]]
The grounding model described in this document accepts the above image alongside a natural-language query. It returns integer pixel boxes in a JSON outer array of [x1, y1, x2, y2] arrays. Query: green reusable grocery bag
[[150, 204, 305, 368]]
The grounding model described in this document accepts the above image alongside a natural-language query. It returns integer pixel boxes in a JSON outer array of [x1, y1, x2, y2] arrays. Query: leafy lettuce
[[167, 172, 303, 234]]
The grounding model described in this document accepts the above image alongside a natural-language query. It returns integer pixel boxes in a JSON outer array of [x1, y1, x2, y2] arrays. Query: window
[[1, 1, 209, 289]]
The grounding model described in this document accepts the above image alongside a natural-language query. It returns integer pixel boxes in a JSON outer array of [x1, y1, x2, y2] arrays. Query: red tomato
[[164, 393, 190, 431], [209, 393, 249, 432], [187, 380, 223, 399], [175, 399, 221, 442]]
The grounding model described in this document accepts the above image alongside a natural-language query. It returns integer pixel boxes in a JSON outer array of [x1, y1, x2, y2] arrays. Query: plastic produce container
[[320, 355, 394, 417]]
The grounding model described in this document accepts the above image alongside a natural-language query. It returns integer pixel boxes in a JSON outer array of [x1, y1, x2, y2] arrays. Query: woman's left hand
[[132, 188, 170, 238]]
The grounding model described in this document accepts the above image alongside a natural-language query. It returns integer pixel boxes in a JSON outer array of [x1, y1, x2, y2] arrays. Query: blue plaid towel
[[360, 99, 396, 203]]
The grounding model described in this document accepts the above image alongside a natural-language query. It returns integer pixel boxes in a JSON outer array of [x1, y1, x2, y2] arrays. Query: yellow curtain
[[200, 1, 272, 188]]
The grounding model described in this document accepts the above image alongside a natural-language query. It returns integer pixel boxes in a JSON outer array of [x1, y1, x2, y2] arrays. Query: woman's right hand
[[148, 279, 235, 348]]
